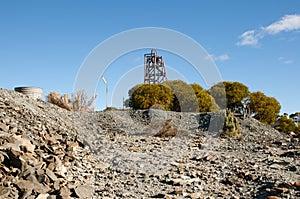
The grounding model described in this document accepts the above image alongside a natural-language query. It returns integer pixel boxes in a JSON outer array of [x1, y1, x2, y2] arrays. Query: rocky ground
[[0, 88, 299, 199]]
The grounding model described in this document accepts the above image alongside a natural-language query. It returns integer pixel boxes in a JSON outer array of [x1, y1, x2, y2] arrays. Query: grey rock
[[46, 168, 58, 182], [0, 122, 9, 132]]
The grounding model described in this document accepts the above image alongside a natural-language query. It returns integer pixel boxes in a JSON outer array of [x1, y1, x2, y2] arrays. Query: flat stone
[[55, 164, 67, 177], [190, 192, 201, 199], [174, 189, 183, 195], [269, 164, 281, 170], [13, 135, 35, 153], [10, 126, 18, 133], [0, 122, 9, 132], [294, 181, 300, 187], [46, 168, 58, 182], [128, 146, 140, 152], [170, 178, 183, 185], [74, 185, 94, 199], [0, 186, 10, 197], [36, 193, 50, 199], [16, 180, 33, 196], [96, 163, 110, 171], [60, 186, 71, 198], [266, 196, 281, 199], [33, 180, 51, 194]]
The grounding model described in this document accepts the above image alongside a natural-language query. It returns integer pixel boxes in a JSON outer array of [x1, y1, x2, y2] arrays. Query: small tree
[[130, 84, 174, 110], [190, 83, 219, 112], [209, 82, 227, 109], [250, 91, 281, 124], [209, 81, 250, 111], [227, 82, 250, 111], [275, 116, 295, 133], [163, 80, 198, 112]]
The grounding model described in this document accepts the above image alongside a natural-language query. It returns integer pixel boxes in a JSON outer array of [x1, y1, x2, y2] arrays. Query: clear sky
[[0, 1, 299, 114]]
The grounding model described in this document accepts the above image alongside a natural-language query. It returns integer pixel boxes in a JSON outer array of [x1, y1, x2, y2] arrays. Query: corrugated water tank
[[14, 87, 43, 100]]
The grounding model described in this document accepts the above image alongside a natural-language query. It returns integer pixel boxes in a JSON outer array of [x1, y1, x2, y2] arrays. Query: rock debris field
[[0, 88, 299, 199]]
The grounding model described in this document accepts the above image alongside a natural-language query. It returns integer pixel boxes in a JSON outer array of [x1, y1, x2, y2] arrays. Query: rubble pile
[[77, 110, 300, 198], [0, 89, 97, 198], [0, 88, 299, 198]]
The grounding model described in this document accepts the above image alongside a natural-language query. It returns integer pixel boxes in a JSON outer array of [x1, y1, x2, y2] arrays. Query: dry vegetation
[[46, 89, 97, 112]]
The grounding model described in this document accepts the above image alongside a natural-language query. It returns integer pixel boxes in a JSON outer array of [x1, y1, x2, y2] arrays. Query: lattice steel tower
[[144, 48, 167, 84]]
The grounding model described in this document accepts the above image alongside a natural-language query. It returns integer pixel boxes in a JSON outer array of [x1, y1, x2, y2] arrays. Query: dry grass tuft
[[154, 119, 178, 138]]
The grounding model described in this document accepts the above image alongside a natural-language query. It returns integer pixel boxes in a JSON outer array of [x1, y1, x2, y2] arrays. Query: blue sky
[[0, 1, 299, 114]]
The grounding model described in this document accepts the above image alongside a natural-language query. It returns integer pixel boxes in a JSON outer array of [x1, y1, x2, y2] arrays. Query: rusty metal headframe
[[144, 48, 167, 84]]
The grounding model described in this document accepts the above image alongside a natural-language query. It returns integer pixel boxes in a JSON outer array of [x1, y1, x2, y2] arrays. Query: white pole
[[106, 84, 108, 109], [102, 75, 108, 109]]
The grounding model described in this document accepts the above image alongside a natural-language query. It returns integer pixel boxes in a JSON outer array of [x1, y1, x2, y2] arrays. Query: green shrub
[[222, 110, 241, 137], [130, 84, 174, 111], [274, 116, 295, 133], [104, 106, 119, 111]]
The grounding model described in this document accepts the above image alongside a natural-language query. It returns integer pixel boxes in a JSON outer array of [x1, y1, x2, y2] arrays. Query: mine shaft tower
[[144, 48, 167, 84]]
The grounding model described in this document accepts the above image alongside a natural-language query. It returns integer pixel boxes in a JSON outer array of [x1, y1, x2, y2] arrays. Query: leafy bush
[[209, 81, 250, 111], [295, 126, 300, 135], [190, 83, 219, 112], [130, 84, 174, 110], [208, 82, 227, 109], [274, 116, 295, 133], [250, 91, 281, 124], [127, 80, 219, 113], [104, 106, 119, 111], [163, 80, 198, 112]]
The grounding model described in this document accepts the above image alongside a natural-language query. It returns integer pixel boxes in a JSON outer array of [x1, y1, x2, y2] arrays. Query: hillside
[[0, 88, 299, 199]]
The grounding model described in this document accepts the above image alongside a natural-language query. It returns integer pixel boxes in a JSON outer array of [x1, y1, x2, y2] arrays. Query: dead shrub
[[154, 119, 178, 138], [46, 91, 72, 111], [71, 90, 97, 112], [46, 90, 97, 112]]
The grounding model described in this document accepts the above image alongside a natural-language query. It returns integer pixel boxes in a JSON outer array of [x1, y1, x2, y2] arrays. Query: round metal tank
[[14, 87, 43, 100]]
